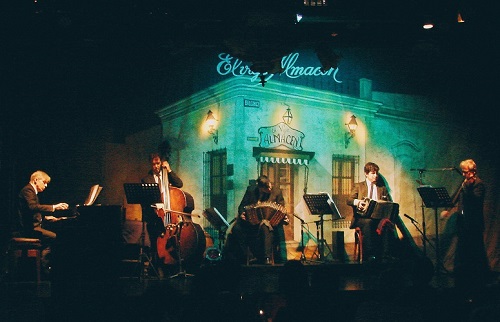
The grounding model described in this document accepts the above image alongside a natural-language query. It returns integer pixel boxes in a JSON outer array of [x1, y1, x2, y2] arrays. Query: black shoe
[[248, 257, 258, 265], [364, 256, 377, 264]]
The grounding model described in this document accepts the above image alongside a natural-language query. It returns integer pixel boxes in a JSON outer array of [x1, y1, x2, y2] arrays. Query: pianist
[[17, 170, 69, 240]]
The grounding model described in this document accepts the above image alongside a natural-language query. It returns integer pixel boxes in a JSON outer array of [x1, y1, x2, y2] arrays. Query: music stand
[[417, 186, 452, 274], [124, 183, 161, 205], [123, 183, 162, 280], [303, 193, 342, 261], [202, 207, 230, 251]]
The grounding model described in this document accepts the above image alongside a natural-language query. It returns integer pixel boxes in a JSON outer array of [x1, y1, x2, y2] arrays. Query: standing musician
[[347, 162, 392, 262], [141, 153, 183, 267], [440, 159, 489, 290], [224, 175, 288, 265]]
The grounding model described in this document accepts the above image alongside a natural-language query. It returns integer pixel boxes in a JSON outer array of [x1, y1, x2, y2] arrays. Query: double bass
[[155, 164, 205, 271]]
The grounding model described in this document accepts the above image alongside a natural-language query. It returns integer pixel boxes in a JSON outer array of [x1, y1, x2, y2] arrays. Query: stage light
[[422, 20, 434, 29]]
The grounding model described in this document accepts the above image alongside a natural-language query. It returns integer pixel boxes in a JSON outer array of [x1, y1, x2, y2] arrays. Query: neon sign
[[216, 53, 343, 84]]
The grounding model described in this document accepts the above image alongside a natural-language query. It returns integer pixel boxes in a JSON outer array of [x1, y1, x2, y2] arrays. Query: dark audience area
[[1, 254, 499, 322]]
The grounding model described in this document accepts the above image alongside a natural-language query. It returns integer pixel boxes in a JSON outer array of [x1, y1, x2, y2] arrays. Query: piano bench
[[8, 237, 43, 284]]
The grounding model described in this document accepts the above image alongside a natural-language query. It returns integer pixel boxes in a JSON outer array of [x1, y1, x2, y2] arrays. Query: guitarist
[[347, 162, 392, 262]]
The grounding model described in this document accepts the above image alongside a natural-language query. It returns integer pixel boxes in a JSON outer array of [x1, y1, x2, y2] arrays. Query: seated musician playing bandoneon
[[347, 162, 393, 262], [223, 175, 288, 265]]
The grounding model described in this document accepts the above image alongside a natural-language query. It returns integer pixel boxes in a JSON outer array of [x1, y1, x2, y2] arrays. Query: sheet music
[[202, 207, 230, 229], [83, 184, 103, 206]]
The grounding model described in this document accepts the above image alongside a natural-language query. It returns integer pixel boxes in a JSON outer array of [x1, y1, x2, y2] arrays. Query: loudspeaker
[[332, 231, 347, 262]]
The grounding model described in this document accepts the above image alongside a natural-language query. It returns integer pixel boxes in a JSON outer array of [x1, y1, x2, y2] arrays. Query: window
[[261, 162, 294, 216], [332, 154, 359, 226], [203, 149, 228, 217]]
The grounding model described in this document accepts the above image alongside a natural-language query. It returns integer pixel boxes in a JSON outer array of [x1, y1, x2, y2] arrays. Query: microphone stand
[[407, 217, 449, 274], [406, 216, 433, 251], [412, 168, 428, 256], [293, 214, 306, 262], [411, 166, 458, 258]]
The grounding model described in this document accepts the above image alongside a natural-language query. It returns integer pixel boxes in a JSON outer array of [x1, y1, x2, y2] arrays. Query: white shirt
[[366, 179, 378, 201]]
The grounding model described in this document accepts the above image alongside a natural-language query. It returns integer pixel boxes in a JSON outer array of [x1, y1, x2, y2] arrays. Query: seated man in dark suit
[[17, 170, 69, 240], [347, 162, 392, 262], [224, 175, 288, 265]]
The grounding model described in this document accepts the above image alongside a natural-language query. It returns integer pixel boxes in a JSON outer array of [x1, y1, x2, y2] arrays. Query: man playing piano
[[17, 170, 69, 275], [17, 170, 69, 240]]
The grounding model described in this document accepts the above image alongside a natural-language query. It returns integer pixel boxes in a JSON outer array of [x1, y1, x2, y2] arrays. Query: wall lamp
[[282, 106, 293, 124], [344, 115, 358, 148], [205, 110, 219, 144]]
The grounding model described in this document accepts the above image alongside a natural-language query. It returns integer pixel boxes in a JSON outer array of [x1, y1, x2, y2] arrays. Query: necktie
[[369, 183, 374, 199]]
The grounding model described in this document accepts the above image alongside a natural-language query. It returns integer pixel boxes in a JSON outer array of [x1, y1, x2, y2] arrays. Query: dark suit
[[224, 183, 286, 264], [18, 183, 55, 238], [347, 181, 392, 261], [454, 176, 489, 289]]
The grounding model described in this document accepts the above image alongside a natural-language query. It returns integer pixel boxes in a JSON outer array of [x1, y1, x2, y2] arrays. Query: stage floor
[[2, 258, 499, 322]]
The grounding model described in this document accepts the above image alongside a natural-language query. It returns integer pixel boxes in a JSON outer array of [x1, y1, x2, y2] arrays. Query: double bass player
[[141, 153, 183, 273]]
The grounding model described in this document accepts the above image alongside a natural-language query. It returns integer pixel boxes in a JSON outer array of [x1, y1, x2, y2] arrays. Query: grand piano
[[49, 205, 124, 285]]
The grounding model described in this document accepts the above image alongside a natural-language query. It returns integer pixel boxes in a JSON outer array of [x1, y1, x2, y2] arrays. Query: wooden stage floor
[[2, 256, 499, 322]]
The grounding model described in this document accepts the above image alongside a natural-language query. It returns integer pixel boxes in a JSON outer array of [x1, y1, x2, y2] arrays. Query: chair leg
[[354, 228, 363, 264], [354, 231, 358, 262], [35, 249, 41, 284], [246, 246, 250, 266], [358, 231, 363, 264]]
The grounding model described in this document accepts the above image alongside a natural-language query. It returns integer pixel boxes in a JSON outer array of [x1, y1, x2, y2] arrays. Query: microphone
[[293, 213, 305, 224], [404, 214, 418, 224]]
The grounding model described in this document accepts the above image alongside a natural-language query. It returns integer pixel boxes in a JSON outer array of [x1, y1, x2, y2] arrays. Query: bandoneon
[[357, 198, 376, 217], [244, 202, 288, 227], [358, 199, 399, 221]]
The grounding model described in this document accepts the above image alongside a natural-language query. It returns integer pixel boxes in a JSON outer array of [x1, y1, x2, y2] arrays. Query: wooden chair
[[8, 237, 43, 283], [353, 227, 363, 264]]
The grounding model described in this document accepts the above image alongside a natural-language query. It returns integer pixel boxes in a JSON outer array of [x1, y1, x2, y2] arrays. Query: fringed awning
[[253, 147, 315, 165]]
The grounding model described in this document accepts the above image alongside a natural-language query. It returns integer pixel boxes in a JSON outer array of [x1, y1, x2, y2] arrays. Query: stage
[[2, 255, 499, 322]]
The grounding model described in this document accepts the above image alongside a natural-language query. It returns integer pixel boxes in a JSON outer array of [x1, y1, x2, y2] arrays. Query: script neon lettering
[[217, 53, 342, 83]]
